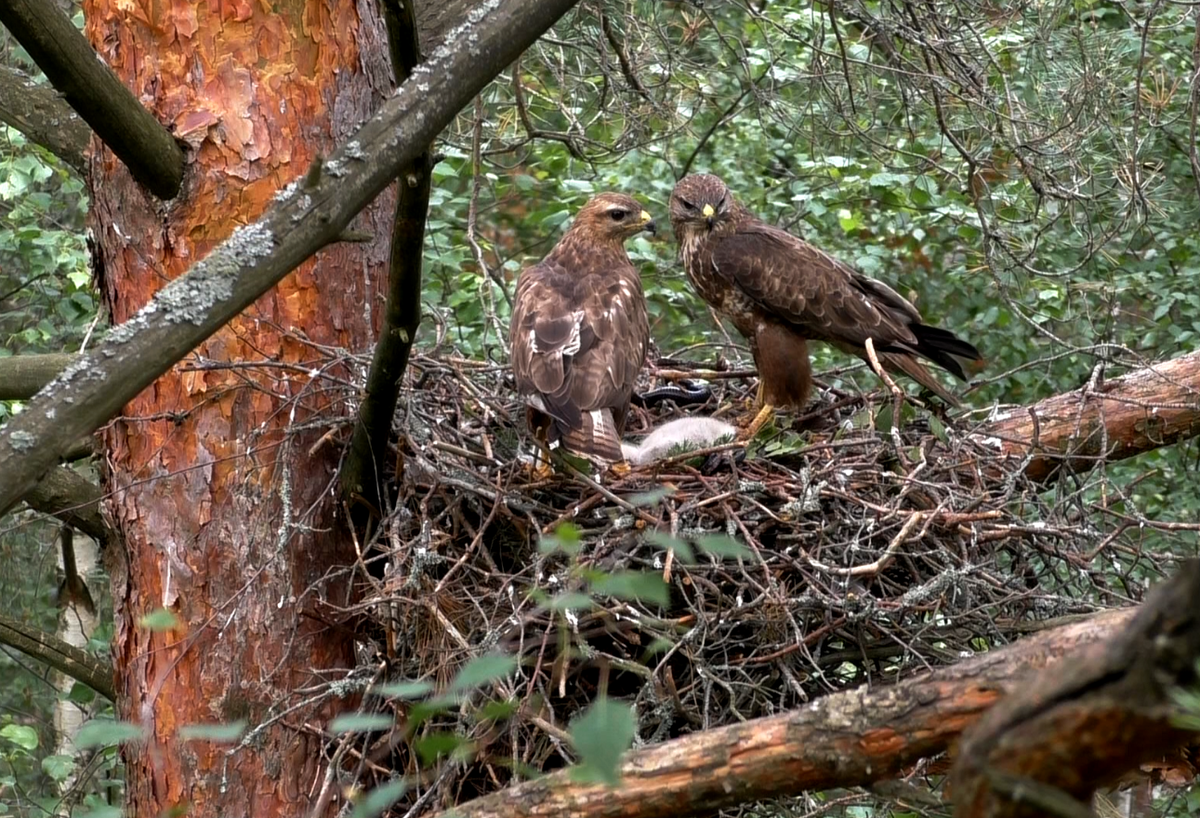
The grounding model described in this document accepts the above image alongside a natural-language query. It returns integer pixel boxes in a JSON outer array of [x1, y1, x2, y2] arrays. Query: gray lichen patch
[[156, 223, 276, 325], [272, 179, 301, 203], [35, 353, 100, 400], [9, 429, 38, 452]]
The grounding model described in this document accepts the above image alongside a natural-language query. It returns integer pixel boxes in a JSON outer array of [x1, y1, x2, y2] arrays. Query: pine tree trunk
[[82, 3, 395, 815]]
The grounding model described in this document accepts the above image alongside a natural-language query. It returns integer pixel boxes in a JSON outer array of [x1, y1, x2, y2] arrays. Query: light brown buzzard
[[509, 193, 655, 467]]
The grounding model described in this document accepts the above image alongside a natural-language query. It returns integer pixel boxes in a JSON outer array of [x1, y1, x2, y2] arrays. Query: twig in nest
[[551, 451, 660, 528], [807, 510, 925, 578], [651, 368, 759, 381], [664, 499, 680, 583], [864, 337, 905, 405]]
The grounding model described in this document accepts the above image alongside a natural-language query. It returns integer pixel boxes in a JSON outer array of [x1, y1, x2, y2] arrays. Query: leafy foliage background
[[3, 0, 1200, 815]]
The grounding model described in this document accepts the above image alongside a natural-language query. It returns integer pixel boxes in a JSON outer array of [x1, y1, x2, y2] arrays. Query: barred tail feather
[[558, 408, 624, 465]]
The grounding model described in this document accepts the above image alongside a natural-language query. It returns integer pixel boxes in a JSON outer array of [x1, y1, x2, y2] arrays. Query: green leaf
[[876, 403, 893, 434], [370, 680, 435, 700], [626, 486, 675, 507], [41, 754, 75, 782], [449, 654, 517, 692], [329, 714, 393, 734], [569, 698, 635, 786], [76, 720, 144, 749], [589, 571, 670, 606], [0, 724, 38, 751], [404, 698, 456, 730], [415, 733, 472, 765], [928, 414, 948, 444], [549, 592, 595, 611], [539, 522, 583, 555], [643, 529, 695, 562], [65, 682, 96, 705], [476, 699, 519, 721], [694, 534, 753, 561], [138, 608, 180, 632], [351, 779, 408, 818], [179, 721, 247, 743]]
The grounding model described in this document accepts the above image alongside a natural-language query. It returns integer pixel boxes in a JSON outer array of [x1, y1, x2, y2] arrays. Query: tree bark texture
[[0, 0, 184, 198], [0, 64, 90, 174], [952, 561, 1200, 817], [340, 0, 432, 515], [21, 464, 112, 547], [0, 0, 583, 515], [0, 351, 78, 400], [974, 349, 1200, 482], [82, 2, 395, 816], [423, 610, 1135, 818]]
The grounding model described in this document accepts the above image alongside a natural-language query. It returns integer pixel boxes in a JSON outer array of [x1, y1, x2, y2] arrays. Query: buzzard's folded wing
[[709, 223, 980, 388], [709, 224, 920, 352], [510, 262, 648, 463]]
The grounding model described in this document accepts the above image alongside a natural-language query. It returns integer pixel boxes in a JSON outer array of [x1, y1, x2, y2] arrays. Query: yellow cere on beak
[[640, 210, 652, 223], [702, 204, 715, 218]]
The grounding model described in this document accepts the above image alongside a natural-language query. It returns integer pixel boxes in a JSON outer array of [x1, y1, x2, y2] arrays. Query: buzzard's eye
[[717, 196, 727, 210], [609, 209, 627, 222], [679, 198, 696, 211]]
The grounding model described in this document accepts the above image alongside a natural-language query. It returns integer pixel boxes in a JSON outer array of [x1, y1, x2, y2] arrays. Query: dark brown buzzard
[[669, 173, 981, 425], [509, 193, 655, 469]]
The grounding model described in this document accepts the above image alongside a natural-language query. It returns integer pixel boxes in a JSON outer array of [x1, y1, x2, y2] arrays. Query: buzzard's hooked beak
[[640, 210, 656, 236], [702, 203, 715, 230]]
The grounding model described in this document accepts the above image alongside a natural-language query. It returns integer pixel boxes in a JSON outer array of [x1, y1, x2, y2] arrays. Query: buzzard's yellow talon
[[608, 461, 632, 478], [739, 403, 775, 442]]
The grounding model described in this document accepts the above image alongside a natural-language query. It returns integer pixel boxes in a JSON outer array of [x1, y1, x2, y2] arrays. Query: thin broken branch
[[0, 0, 183, 198]]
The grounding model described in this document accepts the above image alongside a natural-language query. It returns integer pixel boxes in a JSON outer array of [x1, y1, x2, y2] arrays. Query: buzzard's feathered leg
[[753, 324, 813, 409], [737, 324, 813, 440]]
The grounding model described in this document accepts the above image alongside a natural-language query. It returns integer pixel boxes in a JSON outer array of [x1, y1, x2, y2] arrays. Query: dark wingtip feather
[[911, 324, 981, 381]]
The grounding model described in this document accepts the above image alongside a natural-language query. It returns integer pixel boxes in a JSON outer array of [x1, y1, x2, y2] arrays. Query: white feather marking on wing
[[528, 328, 538, 354], [562, 310, 585, 356], [526, 395, 548, 412]]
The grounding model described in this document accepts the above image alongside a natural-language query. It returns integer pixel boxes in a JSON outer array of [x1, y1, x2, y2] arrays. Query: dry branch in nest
[[316, 348, 1200, 813]]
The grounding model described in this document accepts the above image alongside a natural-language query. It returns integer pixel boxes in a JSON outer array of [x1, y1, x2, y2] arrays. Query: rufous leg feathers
[[752, 323, 813, 410]]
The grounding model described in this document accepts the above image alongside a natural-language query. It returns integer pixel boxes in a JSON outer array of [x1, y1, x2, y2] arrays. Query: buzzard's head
[[669, 174, 732, 236], [571, 193, 656, 244]]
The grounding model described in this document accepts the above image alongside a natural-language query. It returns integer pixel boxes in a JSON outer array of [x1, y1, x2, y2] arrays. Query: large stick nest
[[335, 351, 1171, 809]]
